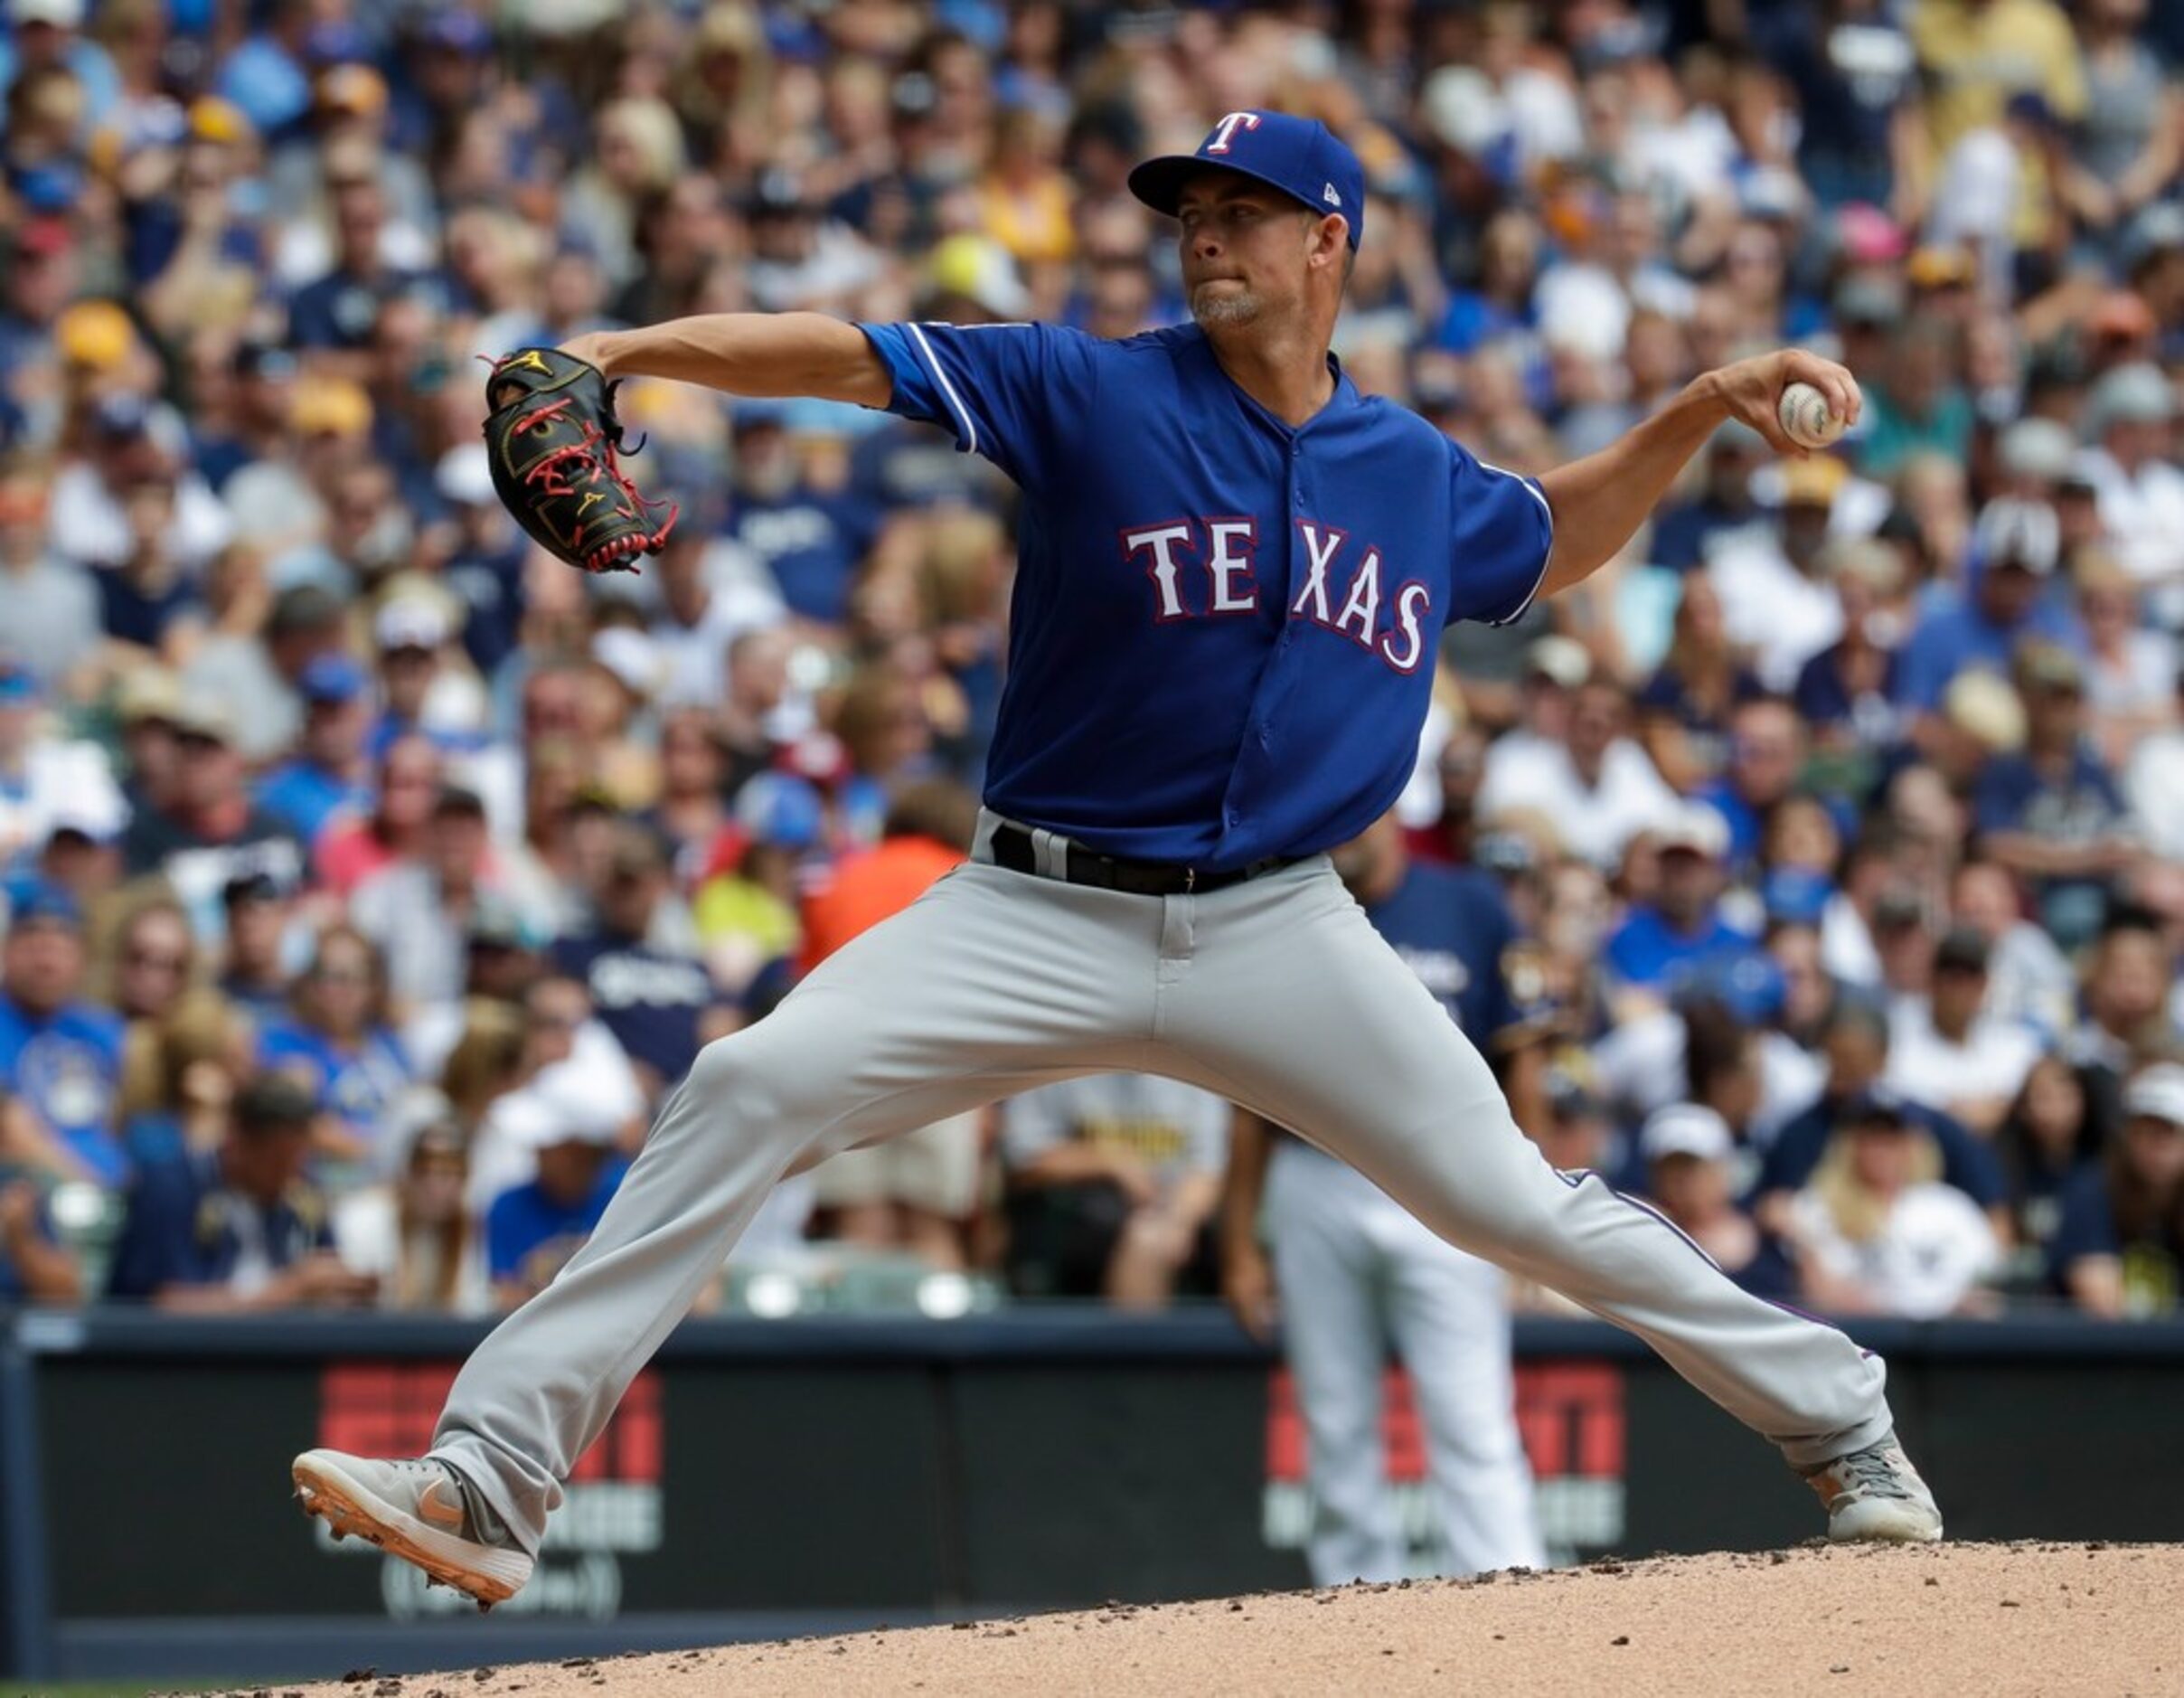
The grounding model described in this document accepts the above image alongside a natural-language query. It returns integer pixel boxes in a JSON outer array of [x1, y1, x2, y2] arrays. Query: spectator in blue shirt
[[256, 653, 374, 845], [1695, 696, 1808, 872], [1895, 497, 2081, 714], [105, 1072, 374, 1310], [288, 158, 431, 360], [2049, 1061, 2184, 1318], [258, 926, 412, 1174], [1651, 421, 1770, 574], [0, 1172, 80, 1304], [721, 402, 880, 626], [1605, 806, 1760, 1001], [551, 825, 727, 1098], [0, 882, 125, 1186], [1973, 642, 2142, 952], [485, 1090, 629, 1309]]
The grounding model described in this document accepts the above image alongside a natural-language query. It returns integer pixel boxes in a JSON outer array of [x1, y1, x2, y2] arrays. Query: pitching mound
[[268, 1542, 2180, 1697]]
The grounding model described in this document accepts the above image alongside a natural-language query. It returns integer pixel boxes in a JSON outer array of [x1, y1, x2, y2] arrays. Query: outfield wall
[[5, 1307, 2180, 1684]]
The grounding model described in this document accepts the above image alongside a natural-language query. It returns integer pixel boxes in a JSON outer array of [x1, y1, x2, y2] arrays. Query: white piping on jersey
[[1475, 458, 1555, 628], [906, 321, 979, 457]]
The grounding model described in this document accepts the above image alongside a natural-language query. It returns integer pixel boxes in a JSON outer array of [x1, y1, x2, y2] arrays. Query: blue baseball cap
[[1128, 110, 1365, 250], [6, 879, 80, 930], [298, 652, 367, 704]]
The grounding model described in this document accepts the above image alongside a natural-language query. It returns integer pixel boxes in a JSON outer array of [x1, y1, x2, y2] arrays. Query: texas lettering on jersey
[[1120, 516, 1431, 673]]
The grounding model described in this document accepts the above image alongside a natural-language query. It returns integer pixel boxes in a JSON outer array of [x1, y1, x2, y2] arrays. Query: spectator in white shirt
[[1477, 674, 1679, 870], [1885, 927, 2045, 1136], [1784, 1088, 2000, 1318], [2074, 363, 2184, 626]]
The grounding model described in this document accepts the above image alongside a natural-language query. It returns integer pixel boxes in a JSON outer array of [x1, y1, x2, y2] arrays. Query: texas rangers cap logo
[[1126, 108, 1367, 250]]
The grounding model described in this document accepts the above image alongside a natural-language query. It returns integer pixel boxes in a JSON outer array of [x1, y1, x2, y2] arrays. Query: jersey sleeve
[[855, 320, 1100, 492], [1445, 442, 1555, 627]]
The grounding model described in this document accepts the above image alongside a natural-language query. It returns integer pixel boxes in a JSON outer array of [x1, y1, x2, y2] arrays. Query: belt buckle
[[1183, 867, 1197, 894]]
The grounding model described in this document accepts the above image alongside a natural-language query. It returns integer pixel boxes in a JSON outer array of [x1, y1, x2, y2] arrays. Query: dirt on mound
[[266, 1542, 2183, 1698]]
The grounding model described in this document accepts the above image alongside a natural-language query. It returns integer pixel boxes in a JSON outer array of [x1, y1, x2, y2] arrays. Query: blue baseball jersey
[[857, 321, 1553, 870], [0, 995, 126, 1186], [1363, 860, 1521, 1042]]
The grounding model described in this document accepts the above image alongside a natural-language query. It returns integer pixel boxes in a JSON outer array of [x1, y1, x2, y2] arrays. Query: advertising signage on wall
[[313, 1363, 664, 1621]]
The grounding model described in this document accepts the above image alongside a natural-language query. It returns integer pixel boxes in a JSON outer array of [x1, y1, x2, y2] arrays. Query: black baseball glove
[[482, 346, 678, 574]]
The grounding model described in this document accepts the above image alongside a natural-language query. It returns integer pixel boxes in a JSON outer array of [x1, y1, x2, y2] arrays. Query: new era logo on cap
[[1127, 109, 1366, 250]]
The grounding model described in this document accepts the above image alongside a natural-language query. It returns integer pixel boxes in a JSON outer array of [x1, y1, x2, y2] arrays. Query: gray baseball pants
[[1266, 1138, 1545, 1582], [432, 816, 1894, 1554]]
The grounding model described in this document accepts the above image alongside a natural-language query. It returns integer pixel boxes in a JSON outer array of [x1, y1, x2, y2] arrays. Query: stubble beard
[[1190, 284, 1263, 328]]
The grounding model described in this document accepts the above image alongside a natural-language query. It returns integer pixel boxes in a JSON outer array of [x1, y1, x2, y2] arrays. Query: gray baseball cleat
[[293, 1449, 534, 1608], [1801, 1432, 1944, 1543]]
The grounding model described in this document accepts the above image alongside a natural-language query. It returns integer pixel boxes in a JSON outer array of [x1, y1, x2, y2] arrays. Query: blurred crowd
[[0, 0, 2180, 1323]]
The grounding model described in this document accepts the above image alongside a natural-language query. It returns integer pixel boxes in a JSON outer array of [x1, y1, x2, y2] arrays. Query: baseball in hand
[[1777, 381, 1846, 449]]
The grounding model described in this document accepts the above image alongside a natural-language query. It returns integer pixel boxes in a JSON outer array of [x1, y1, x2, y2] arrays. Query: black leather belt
[[988, 821, 1294, 897]]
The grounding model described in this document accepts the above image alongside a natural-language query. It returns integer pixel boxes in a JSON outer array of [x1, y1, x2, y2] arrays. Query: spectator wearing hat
[[2048, 1060, 2184, 1317], [432, 445, 529, 679], [1707, 454, 1851, 693], [256, 653, 374, 844], [1604, 804, 1756, 1001], [1896, 497, 2081, 714], [1634, 1103, 1796, 1299], [118, 689, 306, 927], [216, 871, 295, 1026], [1753, 1000, 2008, 1231], [551, 823, 723, 1100], [368, 591, 485, 760], [462, 976, 644, 1214], [187, 581, 350, 772], [0, 656, 126, 861], [0, 454, 100, 693], [1885, 927, 2045, 1136], [2073, 363, 2184, 618], [691, 775, 814, 996], [0, 0, 119, 137], [0, 217, 80, 436], [51, 390, 231, 576], [0, 880, 125, 1185], [1781, 1086, 2001, 1318], [1972, 641, 2139, 948], [484, 1070, 631, 1309], [258, 925, 413, 1174], [105, 1071, 375, 1310], [721, 401, 880, 627]]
